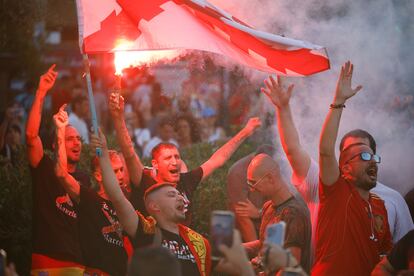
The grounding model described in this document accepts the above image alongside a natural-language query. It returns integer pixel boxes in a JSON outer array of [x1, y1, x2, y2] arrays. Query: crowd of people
[[1, 60, 414, 276]]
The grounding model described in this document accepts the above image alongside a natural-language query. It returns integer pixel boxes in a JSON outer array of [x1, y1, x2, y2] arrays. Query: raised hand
[[53, 104, 68, 129], [38, 64, 58, 95], [108, 92, 125, 120], [261, 75, 294, 109], [333, 61, 363, 104], [90, 128, 108, 154], [243, 117, 261, 136]]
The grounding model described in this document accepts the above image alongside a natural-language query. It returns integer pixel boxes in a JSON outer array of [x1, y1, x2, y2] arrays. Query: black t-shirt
[[79, 186, 129, 276], [130, 167, 203, 224], [260, 196, 312, 273], [132, 219, 200, 276], [388, 229, 414, 271], [30, 154, 90, 262]]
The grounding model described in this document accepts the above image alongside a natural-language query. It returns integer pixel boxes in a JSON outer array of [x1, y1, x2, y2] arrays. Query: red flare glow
[[114, 41, 183, 75]]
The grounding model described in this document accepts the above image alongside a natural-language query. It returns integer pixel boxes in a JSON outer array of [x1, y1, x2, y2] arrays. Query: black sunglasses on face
[[246, 172, 270, 189], [346, 152, 381, 164]]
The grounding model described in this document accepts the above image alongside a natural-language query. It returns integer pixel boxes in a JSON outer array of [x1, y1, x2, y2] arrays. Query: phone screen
[[210, 211, 234, 259], [265, 221, 286, 246]]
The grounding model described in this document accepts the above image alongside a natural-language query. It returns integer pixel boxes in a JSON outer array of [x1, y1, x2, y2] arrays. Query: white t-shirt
[[68, 112, 89, 144], [371, 183, 414, 243], [133, 128, 151, 148], [292, 158, 414, 245]]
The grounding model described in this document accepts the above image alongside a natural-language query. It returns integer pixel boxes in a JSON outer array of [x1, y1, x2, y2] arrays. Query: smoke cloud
[[208, 0, 414, 194]]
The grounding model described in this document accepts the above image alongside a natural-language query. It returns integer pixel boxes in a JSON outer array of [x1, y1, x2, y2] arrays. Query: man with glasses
[[227, 145, 276, 243], [261, 71, 413, 263], [312, 61, 392, 275], [243, 153, 311, 274]]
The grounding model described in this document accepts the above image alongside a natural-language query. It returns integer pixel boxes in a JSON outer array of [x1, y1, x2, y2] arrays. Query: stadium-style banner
[[76, 0, 330, 76]]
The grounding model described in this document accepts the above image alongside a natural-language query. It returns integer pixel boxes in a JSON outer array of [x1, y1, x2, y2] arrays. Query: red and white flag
[[76, 0, 330, 76]]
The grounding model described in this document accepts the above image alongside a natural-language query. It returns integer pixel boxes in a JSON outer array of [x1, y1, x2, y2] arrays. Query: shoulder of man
[[30, 152, 52, 170], [370, 193, 388, 215], [136, 212, 157, 234], [179, 167, 203, 183], [280, 197, 310, 220], [373, 183, 405, 202], [71, 168, 92, 188]]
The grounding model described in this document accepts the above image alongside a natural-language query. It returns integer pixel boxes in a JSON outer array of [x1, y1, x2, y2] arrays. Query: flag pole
[[82, 54, 102, 156]]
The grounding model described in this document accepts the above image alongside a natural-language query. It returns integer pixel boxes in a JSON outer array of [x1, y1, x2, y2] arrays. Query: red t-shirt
[[312, 177, 392, 275]]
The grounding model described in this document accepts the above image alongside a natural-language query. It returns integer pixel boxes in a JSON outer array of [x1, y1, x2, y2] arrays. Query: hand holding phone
[[210, 211, 235, 260]]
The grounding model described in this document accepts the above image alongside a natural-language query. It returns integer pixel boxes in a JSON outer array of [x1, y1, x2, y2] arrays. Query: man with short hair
[[244, 153, 311, 274], [108, 92, 261, 224], [53, 105, 132, 276], [312, 61, 392, 275], [90, 131, 213, 276], [26, 65, 90, 275]]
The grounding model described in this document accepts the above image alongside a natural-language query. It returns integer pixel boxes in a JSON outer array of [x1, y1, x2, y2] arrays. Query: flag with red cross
[[76, 0, 330, 76]]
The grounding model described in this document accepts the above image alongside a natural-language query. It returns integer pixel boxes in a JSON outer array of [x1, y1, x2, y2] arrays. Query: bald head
[[247, 154, 291, 200], [248, 153, 280, 179]]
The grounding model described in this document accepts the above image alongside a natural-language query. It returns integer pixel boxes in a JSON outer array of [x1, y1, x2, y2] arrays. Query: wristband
[[330, 103, 346, 109]]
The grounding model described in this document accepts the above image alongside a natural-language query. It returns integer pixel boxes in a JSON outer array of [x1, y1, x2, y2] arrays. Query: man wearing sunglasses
[[311, 61, 393, 275], [261, 71, 414, 267], [243, 153, 311, 274]]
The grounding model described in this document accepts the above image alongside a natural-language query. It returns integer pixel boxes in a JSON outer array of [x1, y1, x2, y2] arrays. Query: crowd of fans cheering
[[1, 59, 414, 276]]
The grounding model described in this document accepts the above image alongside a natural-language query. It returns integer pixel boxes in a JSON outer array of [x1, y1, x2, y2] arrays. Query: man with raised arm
[[26, 65, 90, 275], [261, 74, 413, 255], [311, 61, 392, 275], [53, 105, 131, 276], [90, 130, 249, 276], [108, 92, 261, 223]]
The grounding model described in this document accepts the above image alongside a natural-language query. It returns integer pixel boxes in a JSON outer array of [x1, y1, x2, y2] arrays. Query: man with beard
[[26, 65, 90, 275], [260, 73, 413, 262], [312, 61, 392, 275], [53, 106, 132, 276], [107, 92, 261, 224]]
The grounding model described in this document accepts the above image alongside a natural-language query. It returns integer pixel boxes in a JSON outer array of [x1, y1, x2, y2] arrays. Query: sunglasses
[[247, 172, 270, 189], [346, 152, 381, 164]]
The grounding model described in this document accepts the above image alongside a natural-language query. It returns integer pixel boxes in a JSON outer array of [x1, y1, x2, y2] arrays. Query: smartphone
[[210, 210, 234, 260], [265, 221, 286, 246], [0, 249, 6, 276]]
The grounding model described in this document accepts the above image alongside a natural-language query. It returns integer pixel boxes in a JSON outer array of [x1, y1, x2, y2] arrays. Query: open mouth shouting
[[176, 203, 185, 214], [69, 147, 81, 159], [168, 168, 180, 178], [366, 166, 378, 181]]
